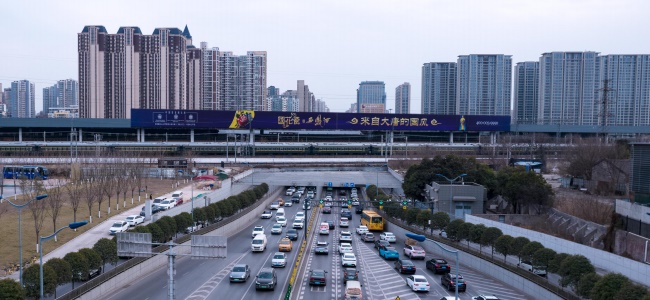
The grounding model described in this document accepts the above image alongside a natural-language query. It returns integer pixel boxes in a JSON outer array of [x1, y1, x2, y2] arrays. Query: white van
[[276, 208, 286, 218], [171, 191, 183, 199], [344, 280, 362, 299], [319, 222, 329, 235], [251, 234, 268, 252]]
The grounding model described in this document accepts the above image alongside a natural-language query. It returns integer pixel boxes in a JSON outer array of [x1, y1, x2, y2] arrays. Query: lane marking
[[184, 253, 246, 300]]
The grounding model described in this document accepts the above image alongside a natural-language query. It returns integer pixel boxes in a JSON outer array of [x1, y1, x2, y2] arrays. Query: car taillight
[[435, 264, 440, 267]]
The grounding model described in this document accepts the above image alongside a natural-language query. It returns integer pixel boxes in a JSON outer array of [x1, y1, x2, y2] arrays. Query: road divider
[[285, 198, 319, 300]]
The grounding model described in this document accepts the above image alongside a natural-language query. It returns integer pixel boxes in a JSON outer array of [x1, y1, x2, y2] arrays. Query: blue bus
[[3, 166, 49, 180]]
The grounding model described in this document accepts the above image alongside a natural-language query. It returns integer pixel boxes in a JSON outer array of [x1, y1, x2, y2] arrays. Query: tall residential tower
[[421, 63, 456, 114], [395, 82, 410, 114], [457, 54, 512, 116], [513, 62, 539, 124]]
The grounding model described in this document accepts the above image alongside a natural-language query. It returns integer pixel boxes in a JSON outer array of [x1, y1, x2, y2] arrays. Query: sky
[[1, 0, 649, 114]]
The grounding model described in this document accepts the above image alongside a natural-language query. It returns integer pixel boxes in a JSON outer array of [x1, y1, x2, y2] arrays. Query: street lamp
[[1, 193, 48, 285], [435, 174, 466, 219], [407, 233, 460, 299], [40, 221, 88, 299]]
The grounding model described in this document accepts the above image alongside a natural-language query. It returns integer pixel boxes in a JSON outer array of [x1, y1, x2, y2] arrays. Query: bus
[[360, 210, 384, 231], [3, 166, 49, 180]]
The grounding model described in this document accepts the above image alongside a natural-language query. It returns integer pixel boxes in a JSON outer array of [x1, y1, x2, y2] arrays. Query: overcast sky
[[1, 0, 649, 114]]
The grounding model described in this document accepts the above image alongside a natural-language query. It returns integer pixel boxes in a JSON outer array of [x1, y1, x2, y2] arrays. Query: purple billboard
[[130, 109, 510, 132]]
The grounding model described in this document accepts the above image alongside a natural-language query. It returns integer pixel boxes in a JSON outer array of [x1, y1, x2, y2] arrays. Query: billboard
[[130, 109, 510, 132]]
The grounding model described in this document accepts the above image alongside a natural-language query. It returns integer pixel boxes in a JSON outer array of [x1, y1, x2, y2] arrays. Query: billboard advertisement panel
[[130, 109, 510, 132]]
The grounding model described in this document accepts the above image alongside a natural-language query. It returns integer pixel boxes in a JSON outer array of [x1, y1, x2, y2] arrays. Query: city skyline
[[1, 0, 649, 114]]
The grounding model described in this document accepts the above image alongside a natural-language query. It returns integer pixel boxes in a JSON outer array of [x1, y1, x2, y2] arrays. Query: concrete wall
[[465, 214, 650, 287], [78, 186, 282, 300], [385, 219, 563, 300], [617, 199, 650, 222]]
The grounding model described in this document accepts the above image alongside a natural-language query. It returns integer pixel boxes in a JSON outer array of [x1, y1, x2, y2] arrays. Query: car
[[426, 258, 451, 274], [109, 221, 129, 235], [339, 242, 353, 254], [406, 275, 430, 292], [284, 201, 293, 207], [285, 188, 295, 196], [185, 223, 201, 234], [380, 232, 396, 243], [341, 253, 357, 267], [441, 273, 467, 292], [517, 260, 548, 276], [341, 209, 352, 219], [278, 237, 293, 252], [278, 199, 285, 206], [355, 206, 363, 214], [292, 219, 304, 229], [295, 211, 306, 222], [270, 202, 280, 210], [375, 239, 390, 249], [140, 205, 164, 216], [125, 215, 144, 226], [339, 217, 349, 227], [276, 216, 287, 227], [291, 194, 301, 203], [471, 295, 500, 300], [356, 225, 368, 235], [326, 220, 335, 229], [229, 264, 250, 282], [315, 241, 329, 255], [352, 200, 360, 206], [324, 201, 332, 207], [404, 245, 426, 259], [157, 198, 177, 210], [322, 207, 332, 214], [339, 231, 352, 243], [394, 259, 416, 274], [286, 229, 299, 241], [324, 195, 333, 202], [271, 252, 287, 267], [309, 269, 328, 286], [255, 268, 277, 290], [271, 223, 283, 235], [379, 245, 400, 260], [261, 210, 273, 219], [303, 202, 311, 210], [307, 191, 315, 197], [343, 267, 359, 283], [362, 232, 375, 242], [252, 226, 265, 238], [152, 197, 165, 208]]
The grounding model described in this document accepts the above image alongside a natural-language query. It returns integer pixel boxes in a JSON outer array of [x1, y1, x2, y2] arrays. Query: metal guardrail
[[56, 186, 279, 300]]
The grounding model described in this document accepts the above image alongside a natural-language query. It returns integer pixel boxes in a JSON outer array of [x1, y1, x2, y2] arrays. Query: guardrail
[[57, 186, 280, 300], [285, 200, 318, 300]]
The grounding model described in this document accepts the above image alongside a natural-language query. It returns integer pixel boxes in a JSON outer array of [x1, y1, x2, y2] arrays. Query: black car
[[355, 206, 363, 214], [291, 194, 301, 203], [309, 269, 328, 286], [426, 258, 451, 274], [140, 205, 163, 216], [326, 220, 335, 229], [315, 241, 329, 255], [395, 259, 416, 274], [343, 267, 359, 283], [255, 268, 277, 290], [341, 209, 352, 219], [286, 229, 299, 241], [374, 240, 390, 250], [441, 273, 466, 292]]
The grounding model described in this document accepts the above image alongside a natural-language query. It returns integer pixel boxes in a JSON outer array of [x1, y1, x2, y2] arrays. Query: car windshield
[[126, 217, 134, 220], [278, 217, 285, 221], [386, 247, 396, 251], [161, 200, 170, 204], [402, 261, 414, 266], [112, 222, 123, 227], [233, 266, 246, 272], [259, 272, 273, 278], [273, 224, 281, 228], [273, 254, 284, 259], [415, 277, 427, 282], [412, 246, 423, 251], [312, 271, 325, 277], [272, 202, 279, 205]]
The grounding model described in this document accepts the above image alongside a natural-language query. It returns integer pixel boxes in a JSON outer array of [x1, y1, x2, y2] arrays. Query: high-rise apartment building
[[421, 63, 457, 114], [297, 80, 316, 112], [217, 51, 267, 111], [538, 51, 600, 126], [43, 79, 79, 114], [313, 99, 330, 112], [457, 54, 512, 116], [395, 82, 410, 114], [357, 81, 386, 113], [8, 80, 35, 118], [513, 62, 539, 124], [599, 54, 650, 126]]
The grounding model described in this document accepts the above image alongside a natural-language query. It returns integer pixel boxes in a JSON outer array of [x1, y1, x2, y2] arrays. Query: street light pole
[[435, 174, 467, 219], [40, 221, 88, 299], [2, 194, 48, 285]]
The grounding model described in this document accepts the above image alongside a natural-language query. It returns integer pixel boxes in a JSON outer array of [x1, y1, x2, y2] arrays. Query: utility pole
[[599, 79, 615, 143]]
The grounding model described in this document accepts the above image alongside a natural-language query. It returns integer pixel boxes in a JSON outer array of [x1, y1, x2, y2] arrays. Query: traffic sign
[[402, 200, 408, 205], [319, 199, 324, 204], [402, 205, 407, 210], [350, 183, 355, 187], [327, 182, 333, 187], [319, 204, 323, 208], [344, 182, 349, 187], [379, 205, 383, 210], [348, 205, 352, 209], [379, 200, 384, 205], [347, 200, 352, 205]]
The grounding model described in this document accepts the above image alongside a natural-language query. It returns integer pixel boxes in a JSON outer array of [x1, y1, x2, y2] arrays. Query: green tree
[[0, 278, 26, 300], [519, 241, 543, 262], [480, 227, 503, 258], [431, 212, 450, 230], [253, 186, 264, 199], [445, 219, 464, 241], [576, 273, 600, 298], [458, 222, 474, 246], [469, 224, 487, 253], [615, 284, 649, 300], [79, 248, 102, 275], [174, 213, 193, 233], [416, 209, 432, 229], [590, 273, 630, 300], [203, 205, 216, 225], [131, 225, 151, 234], [93, 238, 118, 269], [405, 207, 420, 225], [146, 223, 165, 243], [511, 236, 530, 261], [64, 252, 90, 287], [558, 255, 595, 289], [495, 166, 554, 214], [23, 264, 57, 298], [548, 252, 570, 274], [210, 203, 222, 221], [154, 219, 171, 241], [159, 216, 178, 236], [44, 257, 72, 289], [532, 248, 556, 271], [192, 207, 206, 225], [494, 235, 515, 262]]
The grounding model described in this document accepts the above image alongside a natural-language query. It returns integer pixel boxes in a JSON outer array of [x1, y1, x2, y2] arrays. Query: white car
[[341, 253, 357, 267], [292, 219, 304, 229], [109, 221, 129, 235], [352, 200, 360, 206], [261, 210, 273, 219], [380, 232, 396, 243], [252, 226, 265, 238], [271, 252, 287, 268], [356, 225, 368, 235], [339, 217, 349, 227], [339, 243, 353, 254], [295, 212, 306, 222], [157, 198, 177, 210], [285, 188, 296, 196], [339, 231, 353, 243], [276, 216, 287, 227], [271, 223, 283, 234], [406, 275, 430, 292], [404, 245, 426, 259], [125, 215, 144, 226], [284, 201, 293, 207]]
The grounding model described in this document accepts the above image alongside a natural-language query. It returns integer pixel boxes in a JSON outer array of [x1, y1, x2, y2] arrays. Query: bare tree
[[64, 180, 83, 222], [20, 179, 48, 252], [46, 179, 65, 241], [81, 178, 97, 222]]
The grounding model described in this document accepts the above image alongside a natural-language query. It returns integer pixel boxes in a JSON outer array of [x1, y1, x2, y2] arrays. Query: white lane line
[[184, 253, 246, 300]]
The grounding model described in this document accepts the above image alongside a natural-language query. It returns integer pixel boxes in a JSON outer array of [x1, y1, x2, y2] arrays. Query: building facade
[[357, 81, 386, 113], [427, 182, 486, 219], [513, 62, 539, 124], [421, 63, 456, 115], [538, 51, 600, 126], [43, 79, 79, 115], [313, 99, 330, 112], [599, 55, 650, 127], [456, 54, 512, 116], [216, 51, 267, 111], [8, 80, 36, 118], [395, 82, 410, 114]]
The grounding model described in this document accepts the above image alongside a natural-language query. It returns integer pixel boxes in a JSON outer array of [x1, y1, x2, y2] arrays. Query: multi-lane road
[[101, 187, 534, 300]]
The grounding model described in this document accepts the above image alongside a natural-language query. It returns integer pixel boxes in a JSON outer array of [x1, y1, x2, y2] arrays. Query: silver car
[[229, 264, 250, 282]]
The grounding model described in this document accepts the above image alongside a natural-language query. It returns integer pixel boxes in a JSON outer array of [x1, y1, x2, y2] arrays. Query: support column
[[190, 129, 194, 143], [79, 128, 83, 142], [18, 128, 22, 142], [142, 129, 146, 142], [449, 132, 454, 144]]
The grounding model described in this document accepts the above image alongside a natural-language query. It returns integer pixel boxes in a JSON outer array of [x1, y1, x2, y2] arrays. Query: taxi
[[278, 237, 293, 252]]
